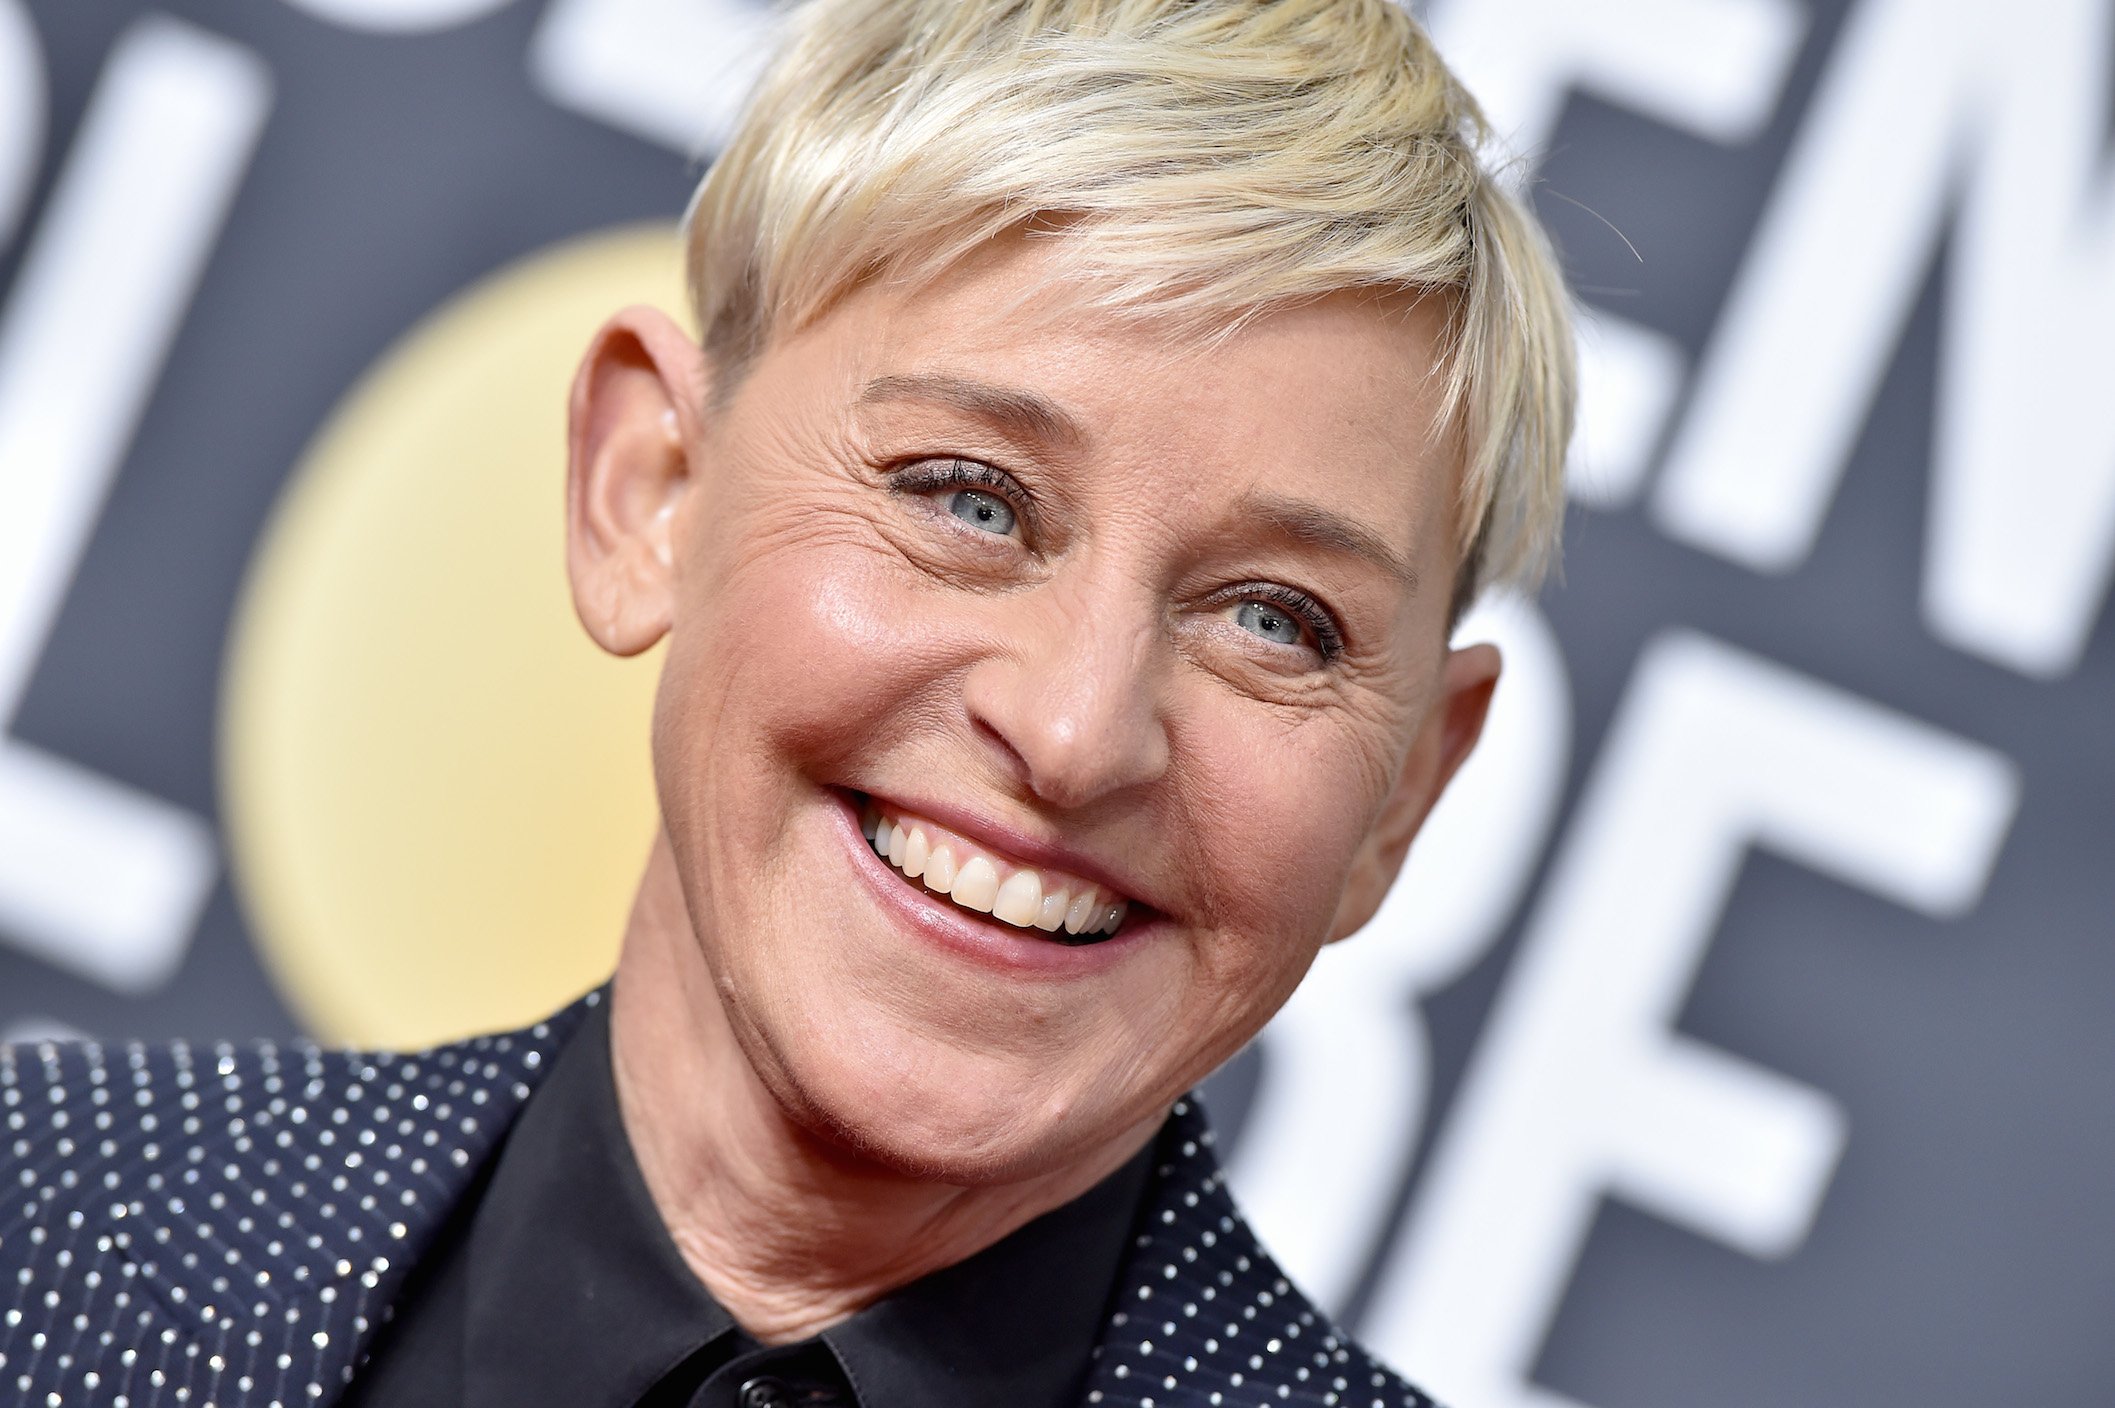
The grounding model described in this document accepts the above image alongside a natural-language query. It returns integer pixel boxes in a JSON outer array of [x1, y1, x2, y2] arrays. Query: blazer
[[0, 991, 1437, 1408]]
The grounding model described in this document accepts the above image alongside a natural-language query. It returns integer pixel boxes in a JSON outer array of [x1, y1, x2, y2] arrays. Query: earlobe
[[564, 305, 712, 658], [1325, 641, 1503, 942]]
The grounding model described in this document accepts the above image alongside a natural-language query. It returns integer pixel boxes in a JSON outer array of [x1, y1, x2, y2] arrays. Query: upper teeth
[[861, 804, 1130, 937]]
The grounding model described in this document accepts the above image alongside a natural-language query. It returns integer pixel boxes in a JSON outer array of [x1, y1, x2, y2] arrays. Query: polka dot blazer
[[1, 990, 1439, 1408]]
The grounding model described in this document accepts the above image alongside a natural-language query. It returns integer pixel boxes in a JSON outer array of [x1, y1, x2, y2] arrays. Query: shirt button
[[738, 1376, 794, 1408]]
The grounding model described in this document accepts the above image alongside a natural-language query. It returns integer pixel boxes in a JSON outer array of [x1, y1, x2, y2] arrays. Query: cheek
[[654, 517, 962, 809], [1176, 705, 1402, 973]]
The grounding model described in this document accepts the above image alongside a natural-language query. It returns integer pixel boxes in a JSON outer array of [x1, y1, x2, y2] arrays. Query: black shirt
[[341, 995, 1154, 1408]]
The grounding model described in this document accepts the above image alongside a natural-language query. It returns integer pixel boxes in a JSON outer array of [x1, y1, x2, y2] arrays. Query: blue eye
[[946, 487, 1017, 535], [1232, 599, 1304, 646]]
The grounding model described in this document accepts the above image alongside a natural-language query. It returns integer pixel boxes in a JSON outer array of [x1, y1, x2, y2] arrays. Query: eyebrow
[[857, 372, 1085, 447], [1231, 490, 1420, 591]]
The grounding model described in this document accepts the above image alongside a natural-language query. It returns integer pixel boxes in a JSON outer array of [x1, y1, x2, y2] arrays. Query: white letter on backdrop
[[1422, 0, 1804, 507], [1655, 0, 2115, 678], [0, 19, 269, 992], [531, 0, 782, 157], [0, 0, 43, 252], [1359, 630, 2019, 1408], [277, 0, 516, 34]]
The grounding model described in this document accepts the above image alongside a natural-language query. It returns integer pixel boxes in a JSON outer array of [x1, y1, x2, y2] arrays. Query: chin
[[761, 1018, 1127, 1186]]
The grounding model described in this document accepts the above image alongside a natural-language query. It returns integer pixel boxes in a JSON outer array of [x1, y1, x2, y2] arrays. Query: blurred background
[[1, 0, 2109, 1404]]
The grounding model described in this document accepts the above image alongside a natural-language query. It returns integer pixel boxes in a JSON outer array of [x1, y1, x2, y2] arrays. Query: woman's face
[[580, 234, 1496, 1183]]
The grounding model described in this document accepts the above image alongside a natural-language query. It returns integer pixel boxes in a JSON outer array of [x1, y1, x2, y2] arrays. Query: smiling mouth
[[855, 796, 1131, 944]]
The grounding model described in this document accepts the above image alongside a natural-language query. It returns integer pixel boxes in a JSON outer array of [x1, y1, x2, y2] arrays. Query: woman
[[0, 1, 1573, 1404]]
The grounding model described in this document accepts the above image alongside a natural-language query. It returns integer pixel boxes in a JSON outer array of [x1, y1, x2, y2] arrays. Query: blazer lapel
[[0, 993, 595, 1407], [1079, 1098, 1436, 1408]]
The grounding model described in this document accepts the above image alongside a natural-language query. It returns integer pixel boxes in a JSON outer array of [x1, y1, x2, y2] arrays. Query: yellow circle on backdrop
[[221, 224, 682, 1048]]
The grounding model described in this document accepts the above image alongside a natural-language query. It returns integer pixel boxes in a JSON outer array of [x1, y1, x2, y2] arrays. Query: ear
[[565, 305, 712, 657], [1326, 641, 1502, 942]]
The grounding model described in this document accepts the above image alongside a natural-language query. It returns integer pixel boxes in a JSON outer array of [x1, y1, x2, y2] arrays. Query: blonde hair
[[683, 0, 1575, 608]]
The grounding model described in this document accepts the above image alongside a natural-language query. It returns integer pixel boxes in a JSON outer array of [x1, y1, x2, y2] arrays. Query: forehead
[[759, 235, 1463, 562]]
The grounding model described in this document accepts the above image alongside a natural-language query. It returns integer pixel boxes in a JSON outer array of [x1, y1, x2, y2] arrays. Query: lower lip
[[826, 790, 1154, 978]]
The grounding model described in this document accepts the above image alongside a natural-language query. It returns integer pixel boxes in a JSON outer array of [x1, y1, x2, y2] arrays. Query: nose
[[960, 580, 1171, 809]]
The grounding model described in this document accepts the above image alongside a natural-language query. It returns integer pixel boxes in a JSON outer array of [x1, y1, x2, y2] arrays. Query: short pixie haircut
[[683, 0, 1575, 610]]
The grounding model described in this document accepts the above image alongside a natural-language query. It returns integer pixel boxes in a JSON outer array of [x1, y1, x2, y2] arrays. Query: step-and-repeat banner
[[2, 1, 2109, 1404]]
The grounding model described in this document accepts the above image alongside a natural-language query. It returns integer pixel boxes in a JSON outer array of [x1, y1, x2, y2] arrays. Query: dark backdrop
[[2, 2, 2109, 1405]]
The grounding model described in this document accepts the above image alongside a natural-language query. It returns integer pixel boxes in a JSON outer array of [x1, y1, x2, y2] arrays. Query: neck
[[607, 833, 1155, 1344]]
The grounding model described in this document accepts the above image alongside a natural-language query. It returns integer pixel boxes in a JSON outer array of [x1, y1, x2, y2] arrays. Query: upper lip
[[853, 787, 1159, 913]]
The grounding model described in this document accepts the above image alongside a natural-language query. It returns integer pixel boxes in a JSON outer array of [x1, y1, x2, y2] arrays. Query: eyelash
[[883, 456, 1347, 664], [885, 457, 1032, 532], [1212, 582, 1346, 662]]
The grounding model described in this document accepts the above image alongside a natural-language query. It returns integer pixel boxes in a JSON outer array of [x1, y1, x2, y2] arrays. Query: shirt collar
[[465, 996, 735, 1407], [823, 1135, 1150, 1407], [464, 994, 1152, 1408]]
